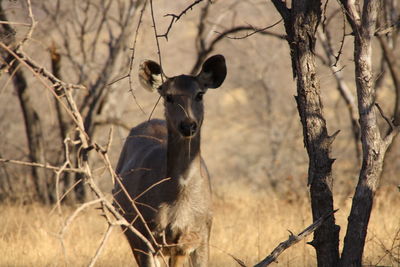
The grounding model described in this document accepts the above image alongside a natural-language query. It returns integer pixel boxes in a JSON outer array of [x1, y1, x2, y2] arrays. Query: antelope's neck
[[166, 128, 201, 180]]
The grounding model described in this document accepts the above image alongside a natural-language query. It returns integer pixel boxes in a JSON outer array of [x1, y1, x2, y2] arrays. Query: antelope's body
[[113, 55, 227, 267]]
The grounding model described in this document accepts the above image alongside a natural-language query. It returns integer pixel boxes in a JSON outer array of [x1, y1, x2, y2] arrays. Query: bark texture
[[340, 1, 399, 265], [271, 1, 340, 266]]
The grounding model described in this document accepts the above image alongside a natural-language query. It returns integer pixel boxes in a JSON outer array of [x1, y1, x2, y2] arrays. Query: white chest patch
[[156, 161, 209, 233]]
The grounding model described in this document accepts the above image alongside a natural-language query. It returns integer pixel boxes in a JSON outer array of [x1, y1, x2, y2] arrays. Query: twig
[[375, 103, 394, 131], [254, 210, 338, 267], [59, 198, 103, 238], [149, 0, 164, 76], [87, 224, 114, 267], [94, 116, 131, 130], [108, 1, 147, 114], [217, 20, 283, 40], [375, 102, 400, 148], [128, 1, 147, 114], [0, 43, 86, 91], [148, 0, 164, 121], [55, 161, 69, 214], [0, 158, 85, 173], [321, 0, 330, 30], [133, 177, 171, 201], [317, 27, 361, 159], [0, 21, 31, 26], [148, 95, 162, 122], [157, 0, 205, 40], [375, 21, 400, 36], [333, 0, 347, 66], [209, 244, 247, 267], [15, 0, 36, 50]]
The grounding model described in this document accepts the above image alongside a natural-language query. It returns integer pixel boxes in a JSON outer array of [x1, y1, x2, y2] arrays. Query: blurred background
[[0, 0, 399, 266]]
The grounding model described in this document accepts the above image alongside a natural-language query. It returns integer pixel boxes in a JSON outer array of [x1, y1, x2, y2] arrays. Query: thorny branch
[[15, 0, 35, 51], [108, 1, 147, 114], [0, 158, 84, 174], [157, 0, 206, 40], [216, 20, 283, 40], [227, 210, 338, 267], [148, 0, 164, 121], [328, 4, 347, 66], [191, 20, 285, 74], [317, 28, 361, 160], [0, 4, 159, 262], [253, 210, 338, 267]]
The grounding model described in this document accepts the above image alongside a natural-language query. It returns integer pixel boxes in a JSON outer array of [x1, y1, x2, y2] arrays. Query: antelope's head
[[139, 55, 227, 139]]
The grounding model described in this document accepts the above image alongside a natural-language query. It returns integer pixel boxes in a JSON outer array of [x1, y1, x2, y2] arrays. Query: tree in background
[[0, 0, 144, 203]]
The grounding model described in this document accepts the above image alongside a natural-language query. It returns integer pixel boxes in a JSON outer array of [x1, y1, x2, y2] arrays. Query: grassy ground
[[0, 183, 399, 267]]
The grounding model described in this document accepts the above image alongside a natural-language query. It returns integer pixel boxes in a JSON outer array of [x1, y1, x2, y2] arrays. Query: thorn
[[328, 129, 341, 144], [307, 240, 317, 248], [287, 229, 295, 237]]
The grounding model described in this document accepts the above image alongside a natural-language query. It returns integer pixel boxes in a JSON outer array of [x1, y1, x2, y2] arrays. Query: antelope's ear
[[138, 60, 163, 92], [197, 55, 227, 89]]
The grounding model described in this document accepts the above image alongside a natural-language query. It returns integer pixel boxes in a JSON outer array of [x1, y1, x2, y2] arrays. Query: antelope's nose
[[179, 120, 197, 137]]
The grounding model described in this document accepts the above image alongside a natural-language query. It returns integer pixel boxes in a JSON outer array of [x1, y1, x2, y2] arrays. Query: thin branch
[[108, 1, 147, 114], [317, 27, 361, 159], [0, 43, 86, 91], [157, 0, 205, 40], [149, 0, 164, 75], [0, 21, 31, 26], [133, 177, 171, 201], [87, 224, 114, 267], [215, 20, 283, 40], [128, 1, 147, 114], [59, 198, 103, 238], [333, 1, 347, 66], [375, 21, 400, 36], [375, 103, 394, 131], [94, 116, 131, 130], [148, 0, 164, 121], [15, 0, 36, 50], [254, 210, 338, 267], [0, 158, 85, 173]]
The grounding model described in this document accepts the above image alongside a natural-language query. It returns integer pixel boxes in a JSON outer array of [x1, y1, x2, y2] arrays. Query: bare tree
[[0, 0, 51, 204], [339, 0, 399, 265], [271, 1, 340, 266], [39, 0, 144, 201], [271, 0, 399, 266]]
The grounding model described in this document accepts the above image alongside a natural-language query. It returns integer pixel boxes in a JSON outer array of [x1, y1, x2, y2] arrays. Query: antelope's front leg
[[190, 241, 209, 267], [189, 228, 210, 267], [170, 253, 187, 267]]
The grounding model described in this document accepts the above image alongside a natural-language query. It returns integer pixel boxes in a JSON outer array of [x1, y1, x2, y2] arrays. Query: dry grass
[[0, 182, 399, 267]]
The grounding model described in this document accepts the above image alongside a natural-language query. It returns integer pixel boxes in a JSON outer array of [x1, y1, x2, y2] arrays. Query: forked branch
[[157, 0, 206, 40]]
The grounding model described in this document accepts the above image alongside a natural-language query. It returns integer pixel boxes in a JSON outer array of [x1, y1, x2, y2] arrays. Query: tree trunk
[[12, 66, 51, 204], [339, 1, 399, 265], [271, 1, 340, 266]]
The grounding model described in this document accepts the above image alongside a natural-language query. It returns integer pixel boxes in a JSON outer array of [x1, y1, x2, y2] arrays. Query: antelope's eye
[[165, 94, 174, 103], [195, 92, 204, 102]]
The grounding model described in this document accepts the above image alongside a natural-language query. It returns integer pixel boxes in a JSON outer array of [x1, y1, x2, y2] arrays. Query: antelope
[[113, 55, 227, 267]]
